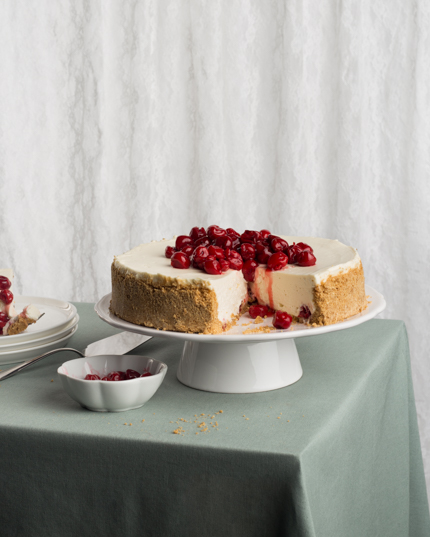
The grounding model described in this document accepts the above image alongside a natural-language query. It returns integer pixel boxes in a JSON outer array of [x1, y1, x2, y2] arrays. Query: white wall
[[1, 0, 429, 498]]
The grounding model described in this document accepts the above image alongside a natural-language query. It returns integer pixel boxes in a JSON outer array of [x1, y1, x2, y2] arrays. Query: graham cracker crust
[[306, 262, 367, 326], [7, 316, 36, 335], [111, 264, 229, 334]]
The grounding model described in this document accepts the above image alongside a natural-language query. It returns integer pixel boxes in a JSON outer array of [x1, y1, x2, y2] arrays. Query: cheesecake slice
[[0, 269, 42, 336]]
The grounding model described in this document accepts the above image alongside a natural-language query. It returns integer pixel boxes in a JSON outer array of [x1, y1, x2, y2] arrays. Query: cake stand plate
[[95, 286, 385, 393]]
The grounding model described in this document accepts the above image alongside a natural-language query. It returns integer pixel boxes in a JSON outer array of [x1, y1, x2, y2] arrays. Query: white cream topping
[[114, 239, 248, 325], [114, 236, 361, 323]]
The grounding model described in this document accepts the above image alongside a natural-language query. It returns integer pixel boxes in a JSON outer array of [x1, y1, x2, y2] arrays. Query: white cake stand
[[95, 286, 385, 394]]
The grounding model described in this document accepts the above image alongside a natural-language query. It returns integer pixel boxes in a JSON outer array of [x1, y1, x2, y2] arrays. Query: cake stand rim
[[94, 285, 386, 344]]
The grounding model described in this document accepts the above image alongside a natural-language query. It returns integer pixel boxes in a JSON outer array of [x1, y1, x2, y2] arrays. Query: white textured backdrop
[[1, 0, 429, 499]]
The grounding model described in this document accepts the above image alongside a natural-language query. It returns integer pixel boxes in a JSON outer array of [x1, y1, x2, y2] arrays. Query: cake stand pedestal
[[177, 338, 302, 393], [95, 285, 385, 394]]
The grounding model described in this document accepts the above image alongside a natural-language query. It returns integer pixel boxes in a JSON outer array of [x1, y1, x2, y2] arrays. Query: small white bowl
[[57, 355, 168, 412]]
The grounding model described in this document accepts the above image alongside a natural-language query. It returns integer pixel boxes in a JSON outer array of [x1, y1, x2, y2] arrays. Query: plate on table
[[0, 296, 77, 346], [0, 325, 78, 366]]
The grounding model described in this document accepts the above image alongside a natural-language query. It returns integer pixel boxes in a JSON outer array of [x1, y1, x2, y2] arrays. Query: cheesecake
[[110, 228, 367, 334]]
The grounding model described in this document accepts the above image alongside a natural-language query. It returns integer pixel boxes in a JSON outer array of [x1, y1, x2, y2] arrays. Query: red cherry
[[0, 289, 13, 305], [207, 245, 225, 259], [175, 235, 194, 250], [165, 245, 176, 259], [101, 376, 109, 381], [226, 249, 241, 260], [296, 251, 316, 266], [171, 251, 191, 269], [0, 276, 11, 290], [267, 252, 288, 271], [260, 229, 271, 240], [189, 226, 206, 242], [249, 304, 274, 318], [298, 305, 311, 319], [239, 243, 256, 261], [226, 228, 240, 239], [219, 259, 230, 272], [273, 311, 292, 329], [242, 259, 258, 282], [256, 245, 272, 264], [85, 374, 101, 380], [126, 369, 141, 380], [194, 236, 211, 248], [228, 257, 243, 271], [296, 242, 313, 253], [270, 237, 289, 253], [181, 245, 194, 256], [194, 245, 210, 258], [240, 230, 260, 244], [107, 371, 123, 381], [207, 225, 226, 242], [204, 258, 222, 275], [0, 312, 9, 322], [287, 243, 302, 264], [141, 372, 152, 377], [213, 235, 233, 249]]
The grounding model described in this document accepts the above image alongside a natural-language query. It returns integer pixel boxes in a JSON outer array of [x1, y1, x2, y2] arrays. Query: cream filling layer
[[250, 236, 361, 316], [113, 239, 248, 325]]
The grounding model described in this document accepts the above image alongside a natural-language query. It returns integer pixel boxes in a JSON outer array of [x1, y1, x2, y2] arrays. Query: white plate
[[0, 314, 79, 353], [0, 325, 78, 366], [0, 296, 77, 346], [95, 286, 386, 343]]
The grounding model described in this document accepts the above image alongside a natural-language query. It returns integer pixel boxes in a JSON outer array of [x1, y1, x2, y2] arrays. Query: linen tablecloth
[[0, 303, 429, 537]]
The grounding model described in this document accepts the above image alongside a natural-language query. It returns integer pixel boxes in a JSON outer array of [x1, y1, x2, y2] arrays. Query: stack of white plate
[[0, 296, 79, 365]]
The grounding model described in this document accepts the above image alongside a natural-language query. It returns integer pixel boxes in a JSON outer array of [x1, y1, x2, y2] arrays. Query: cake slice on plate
[[0, 269, 42, 336]]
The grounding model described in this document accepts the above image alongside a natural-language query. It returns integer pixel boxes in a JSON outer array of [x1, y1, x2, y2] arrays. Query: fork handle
[[0, 348, 84, 381]]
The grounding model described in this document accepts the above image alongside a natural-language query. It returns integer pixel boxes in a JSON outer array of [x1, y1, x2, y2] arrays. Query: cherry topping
[[270, 237, 289, 253], [101, 376, 109, 381], [256, 245, 272, 264], [171, 251, 191, 269], [296, 251, 317, 266], [273, 311, 292, 329], [180, 245, 194, 256], [189, 226, 206, 242], [207, 245, 225, 259], [287, 243, 302, 264], [165, 245, 176, 259], [226, 228, 240, 239], [204, 258, 222, 275], [0, 276, 11, 290], [207, 225, 227, 242], [0, 311, 9, 328], [298, 305, 311, 319], [194, 236, 211, 248], [228, 257, 243, 271], [240, 230, 260, 244], [242, 259, 258, 282], [141, 372, 152, 377], [240, 243, 256, 260], [249, 304, 274, 318], [0, 289, 14, 305], [213, 235, 233, 249], [85, 374, 101, 380], [296, 242, 313, 253], [267, 252, 288, 271], [219, 259, 230, 272], [126, 369, 141, 380], [175, 235, 194, 250], [260, 229, 271, 240]]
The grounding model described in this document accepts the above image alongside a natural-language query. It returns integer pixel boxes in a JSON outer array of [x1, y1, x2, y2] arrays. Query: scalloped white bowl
[[57, 355, 168, 412]]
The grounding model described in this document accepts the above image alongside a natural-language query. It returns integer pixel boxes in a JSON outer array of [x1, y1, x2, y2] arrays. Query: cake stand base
[[177, 338, 303, 393]]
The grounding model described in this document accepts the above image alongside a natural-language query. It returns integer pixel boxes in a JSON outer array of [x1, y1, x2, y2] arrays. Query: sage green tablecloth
[[0, 304, 429, 537]]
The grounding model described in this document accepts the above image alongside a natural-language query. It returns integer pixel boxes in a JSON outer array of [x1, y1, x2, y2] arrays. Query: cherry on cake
[[0, 269, 42, 336], [110, 227, 367, 334]]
